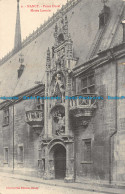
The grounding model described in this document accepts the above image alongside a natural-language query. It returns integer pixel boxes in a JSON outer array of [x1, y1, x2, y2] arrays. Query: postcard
[[0, 0, 125, 193]]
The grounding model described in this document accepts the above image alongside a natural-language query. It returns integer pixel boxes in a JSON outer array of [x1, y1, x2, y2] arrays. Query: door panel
[[54, 147, 66, 179]]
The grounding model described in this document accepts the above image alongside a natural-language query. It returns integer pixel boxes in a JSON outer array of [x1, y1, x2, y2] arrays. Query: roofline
[[13, 83, 45, 97], [0, 84, 45, 109], [0, 0, 81, 66], [73, 42, 125, 77], [0, 42, 124, 108]]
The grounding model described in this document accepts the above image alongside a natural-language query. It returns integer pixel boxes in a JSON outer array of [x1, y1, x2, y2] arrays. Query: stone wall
[[74, 60, 116, 181], [0, 98, 41, 176]]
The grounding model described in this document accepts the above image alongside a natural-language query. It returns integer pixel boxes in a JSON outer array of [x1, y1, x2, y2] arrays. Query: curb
[[1, 174, 124, 194], [76, 180, 125, 190]]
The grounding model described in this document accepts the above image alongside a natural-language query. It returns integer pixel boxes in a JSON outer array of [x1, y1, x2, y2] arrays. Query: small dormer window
[[99, 5, 110, 28], [18, 64, 25, 78], [99, 15, 105, 27]]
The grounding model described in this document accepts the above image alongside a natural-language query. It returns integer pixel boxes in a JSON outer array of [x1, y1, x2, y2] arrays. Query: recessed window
[[81, 78, 87, 89], [4, 147, 8, 164], [83, 139, 92, 162], [3, 108, 9, 126], [81, 74, 95, 94]]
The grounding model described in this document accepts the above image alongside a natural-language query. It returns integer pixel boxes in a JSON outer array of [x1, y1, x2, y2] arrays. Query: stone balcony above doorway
[[25, 110, 44, 134], [69, 94, 97, 118]]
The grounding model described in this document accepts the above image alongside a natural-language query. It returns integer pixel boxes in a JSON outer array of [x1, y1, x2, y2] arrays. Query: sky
[[0, 0, 67, 59]]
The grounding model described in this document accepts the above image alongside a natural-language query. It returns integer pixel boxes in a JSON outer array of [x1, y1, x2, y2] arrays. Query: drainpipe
[[108, 49, 118, 184], [74, 132, 76, 182], [122, 20, 125, 43], [13, 105, 15, 172], [109, 131, 117, 184]]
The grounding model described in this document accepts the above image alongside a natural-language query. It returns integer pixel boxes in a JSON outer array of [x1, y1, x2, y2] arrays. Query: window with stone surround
[[3, 108, 9, 126], [81, 74, 95, 94], [36, 98, 44, 110], [18, 145, 24, 163], [4, 147, 8, 164], [82, 139, 92, 162]]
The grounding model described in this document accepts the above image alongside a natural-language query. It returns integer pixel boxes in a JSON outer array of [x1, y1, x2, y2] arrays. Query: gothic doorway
[[54, 144, 66, 179]]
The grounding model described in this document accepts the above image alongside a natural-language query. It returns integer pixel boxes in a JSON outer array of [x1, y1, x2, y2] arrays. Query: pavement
[[0, 171, 125, 194]]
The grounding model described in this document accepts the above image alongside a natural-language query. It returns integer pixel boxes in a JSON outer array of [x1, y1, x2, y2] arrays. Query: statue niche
[[52, 108, 65, 136], [51, 73, 65, 103], [58, 33, 64, 44]]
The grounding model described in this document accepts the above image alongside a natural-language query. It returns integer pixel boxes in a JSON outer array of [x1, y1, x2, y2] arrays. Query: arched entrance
[[54, 144, 66, 179], [49, 143, 66, 179]]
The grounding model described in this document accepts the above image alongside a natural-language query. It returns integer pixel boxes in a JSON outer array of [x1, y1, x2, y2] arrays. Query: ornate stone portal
[[38, 14, 77, 182]]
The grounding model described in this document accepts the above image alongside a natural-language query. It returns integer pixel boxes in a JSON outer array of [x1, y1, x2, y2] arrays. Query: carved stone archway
[[49, 143, 66, 179]]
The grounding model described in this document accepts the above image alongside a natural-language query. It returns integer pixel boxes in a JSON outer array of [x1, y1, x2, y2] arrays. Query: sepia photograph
[[0, 0, 125, 193]]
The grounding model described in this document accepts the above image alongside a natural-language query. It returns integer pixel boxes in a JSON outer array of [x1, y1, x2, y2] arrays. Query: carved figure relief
[[53, 109, 65, 135], [54, 73, 65, 96]]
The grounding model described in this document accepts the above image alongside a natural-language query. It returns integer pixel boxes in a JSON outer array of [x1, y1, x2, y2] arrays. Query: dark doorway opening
[[54, 145, 66, 179]]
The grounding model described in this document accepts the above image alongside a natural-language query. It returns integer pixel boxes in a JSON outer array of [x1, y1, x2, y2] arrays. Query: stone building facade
[[0, 0, 125, 185]]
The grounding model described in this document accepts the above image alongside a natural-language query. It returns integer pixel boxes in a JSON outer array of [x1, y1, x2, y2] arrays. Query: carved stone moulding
[[75, 117, 90, 127], [41, 137, 52, 145], [32, 127, 43, 135], [40, 135, 74, 147], [70, 107, 95, 118], [70, 107, 96, 128], [61, 135, 74, 143]]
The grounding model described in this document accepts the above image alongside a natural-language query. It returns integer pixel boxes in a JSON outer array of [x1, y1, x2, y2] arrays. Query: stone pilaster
[[47, 116, 53, 138], [65, 71, 70, 136], [64, 143, 75, 182], [44, 71, 49, 137], [43, 147, 50, 179]]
